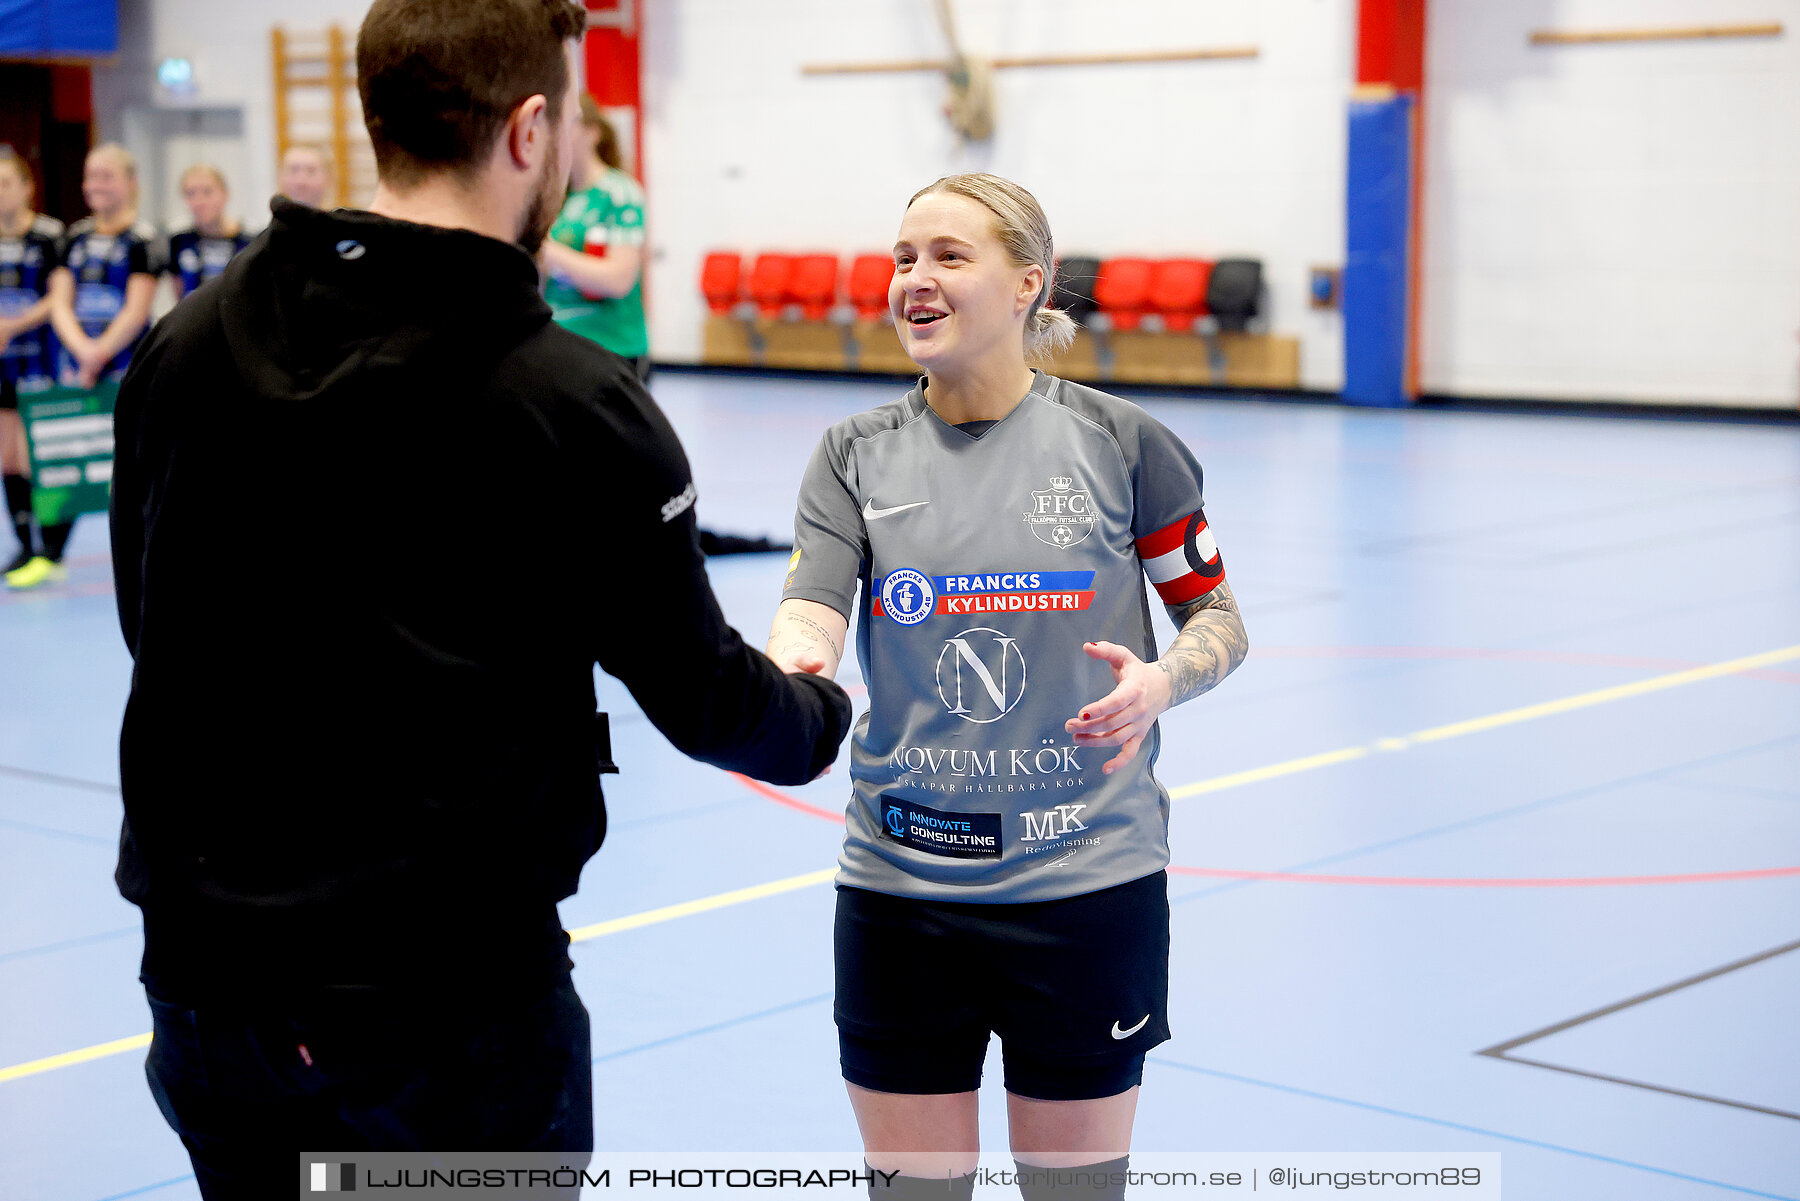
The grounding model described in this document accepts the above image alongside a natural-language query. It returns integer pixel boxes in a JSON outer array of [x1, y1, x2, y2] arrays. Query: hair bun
[[1028, 307, 1078, 356]]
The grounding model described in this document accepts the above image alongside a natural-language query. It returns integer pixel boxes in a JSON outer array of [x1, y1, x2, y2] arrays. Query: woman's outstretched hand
[[1064, 641, 1173, 775]]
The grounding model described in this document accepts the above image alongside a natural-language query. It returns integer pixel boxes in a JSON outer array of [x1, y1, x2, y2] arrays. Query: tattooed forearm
[[1156, 581, 1248, 707], [783, 613, 843, 661], [775, 639, 821, 666], [1172, 582, 1239, 622]]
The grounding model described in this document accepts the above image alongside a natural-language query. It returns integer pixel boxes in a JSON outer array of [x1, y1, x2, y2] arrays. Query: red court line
[[726, 777, 1800, 888], [1167, 864, 1800, 888], [729, 772, 846, 823], [1254, 645, 1800, 684]]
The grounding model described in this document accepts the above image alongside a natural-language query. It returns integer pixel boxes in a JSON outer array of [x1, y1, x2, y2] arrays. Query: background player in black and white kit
[[18, 144, 162, 590], [769, 174, 1249, 1198], [47, 145, 161, 391], [167, 164, 254, 303], [0, 149, 63, 578]]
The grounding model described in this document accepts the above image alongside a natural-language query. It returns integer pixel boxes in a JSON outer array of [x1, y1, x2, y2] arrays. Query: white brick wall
[[1422, 0, 1800, 405], [91, 0, 1800, 403], [641, 0, 1354, 383]]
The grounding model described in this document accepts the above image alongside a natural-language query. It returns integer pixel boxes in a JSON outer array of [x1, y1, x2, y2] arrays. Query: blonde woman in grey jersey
[[769, 174, 1247, 1200]]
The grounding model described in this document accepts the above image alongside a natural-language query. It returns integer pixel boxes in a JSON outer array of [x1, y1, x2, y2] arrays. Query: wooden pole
[[271, 27, 290, 166], [801, 46, 1259, 76], [1529, 22, 1782, 46], [327, 25, 350, 208]]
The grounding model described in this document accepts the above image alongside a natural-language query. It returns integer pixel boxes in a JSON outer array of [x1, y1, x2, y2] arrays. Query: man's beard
[[516, 141, 565, 255]]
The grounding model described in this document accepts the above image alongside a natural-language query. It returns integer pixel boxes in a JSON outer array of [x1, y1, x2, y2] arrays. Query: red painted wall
[[1357, 0, 1426, 91], [584, 0, 643, 177], [50, 65, 93, 124]]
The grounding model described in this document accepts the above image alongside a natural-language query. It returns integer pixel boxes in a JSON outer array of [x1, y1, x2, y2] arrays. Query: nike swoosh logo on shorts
[[862, 499, 929, 520], [1111, 1015, 1150, 1040]]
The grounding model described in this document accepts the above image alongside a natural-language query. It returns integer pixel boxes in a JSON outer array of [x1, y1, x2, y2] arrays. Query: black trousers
[[144, 974, 593, 1201]]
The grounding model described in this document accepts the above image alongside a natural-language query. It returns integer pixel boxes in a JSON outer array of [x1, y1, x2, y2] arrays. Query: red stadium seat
[[699, 251, 743, 315], [788, 254, 842, 321], [1094, 257, 1154, 331], [847, 254, 894, 321], [1148, 258, 1212, 332], [747, 253, 796, 318]]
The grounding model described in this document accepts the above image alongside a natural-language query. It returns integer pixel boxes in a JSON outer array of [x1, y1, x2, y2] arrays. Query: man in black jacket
[[108, 1, 851, 1194]]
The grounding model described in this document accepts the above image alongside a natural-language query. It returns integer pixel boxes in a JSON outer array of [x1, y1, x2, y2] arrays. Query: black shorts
[[834, 871, 1171, 1101], [0, 373, 15, 412]]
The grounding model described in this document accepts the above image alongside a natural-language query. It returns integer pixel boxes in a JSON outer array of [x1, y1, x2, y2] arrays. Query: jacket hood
[[218, 198, 553, 404]]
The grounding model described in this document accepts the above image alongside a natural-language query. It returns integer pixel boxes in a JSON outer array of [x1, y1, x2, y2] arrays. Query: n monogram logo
[[935, 627, 1027, 723]]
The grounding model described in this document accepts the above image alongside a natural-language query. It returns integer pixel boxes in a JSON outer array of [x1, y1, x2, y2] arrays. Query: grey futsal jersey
[[785, 371, 1227, 903]]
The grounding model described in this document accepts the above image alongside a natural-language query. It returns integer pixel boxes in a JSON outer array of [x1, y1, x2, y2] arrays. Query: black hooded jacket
[[109, 199, 851, 1000]]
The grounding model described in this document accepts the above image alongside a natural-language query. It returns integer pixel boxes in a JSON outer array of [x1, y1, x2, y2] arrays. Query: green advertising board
[[20, 383, 118, 525]]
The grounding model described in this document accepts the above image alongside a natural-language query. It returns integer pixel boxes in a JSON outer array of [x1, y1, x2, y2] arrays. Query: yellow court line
[[1406, 643, 1800, 744], [566, 868, 837, 943], [1168, 746, 1368, 800], [0, 1032, 151, 1085], [0, 872, 840, 1086], [6, 641, 1796, 1086], [1171, 642, 1800, 800]]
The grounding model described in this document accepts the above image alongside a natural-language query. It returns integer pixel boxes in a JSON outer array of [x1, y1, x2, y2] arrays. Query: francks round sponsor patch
[[880, 568, 935, 626]]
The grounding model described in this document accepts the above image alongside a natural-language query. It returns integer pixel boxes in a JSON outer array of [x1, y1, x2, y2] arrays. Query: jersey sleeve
[[603, 174, 647, 249], [782, 429, 866, 618], [560, 354, 852, 784], [1127, 414, 1226, 607], [132, 230, 168, 278]]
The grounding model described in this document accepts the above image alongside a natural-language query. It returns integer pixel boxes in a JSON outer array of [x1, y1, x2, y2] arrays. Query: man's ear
[[507, 94, 551, 170]]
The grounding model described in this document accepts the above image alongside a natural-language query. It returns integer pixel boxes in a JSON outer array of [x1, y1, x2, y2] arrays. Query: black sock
[[867, 1165, 976, 1201], [40, 516, 74, 562], [1015, 1157, 1130, 1201], [3, 473, 32, 554]]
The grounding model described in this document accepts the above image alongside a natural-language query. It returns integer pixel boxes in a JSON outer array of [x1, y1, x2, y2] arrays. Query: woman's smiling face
[[83, 151, 133, 217], [182, 172, 228, 229], [889, 190, 1040, 374]]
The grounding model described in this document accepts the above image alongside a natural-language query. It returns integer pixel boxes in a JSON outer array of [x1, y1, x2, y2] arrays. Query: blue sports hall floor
[[1, 370, 1796, 1199]]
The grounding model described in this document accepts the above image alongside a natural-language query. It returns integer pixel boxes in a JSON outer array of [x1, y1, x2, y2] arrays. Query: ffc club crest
[[1024, 476, 1096, 549]]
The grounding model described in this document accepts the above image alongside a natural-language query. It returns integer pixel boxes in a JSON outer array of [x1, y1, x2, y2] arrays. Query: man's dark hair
[[357, 0, 588, 187]]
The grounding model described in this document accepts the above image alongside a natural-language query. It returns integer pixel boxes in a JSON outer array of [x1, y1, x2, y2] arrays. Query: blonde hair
[[87, 142, 140, 202], [89, 142, 138, 178], [0, 146, 32, 187], [283, 144, 336, 178], [179, 163, 229, 192], [908, 172, 1077, 357]]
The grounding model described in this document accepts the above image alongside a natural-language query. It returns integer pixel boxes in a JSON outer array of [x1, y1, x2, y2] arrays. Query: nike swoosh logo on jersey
[[1111, 1015, 1150, 1040], [862, 499, 929, 520]]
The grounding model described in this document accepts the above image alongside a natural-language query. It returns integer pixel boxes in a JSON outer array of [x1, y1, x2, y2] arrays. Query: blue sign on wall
[[0, 0, 120, 57]]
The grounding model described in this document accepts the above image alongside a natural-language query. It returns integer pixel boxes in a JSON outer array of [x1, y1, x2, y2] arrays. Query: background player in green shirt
[[541, 103, 785, 558], [541, 96, 649, 377]]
